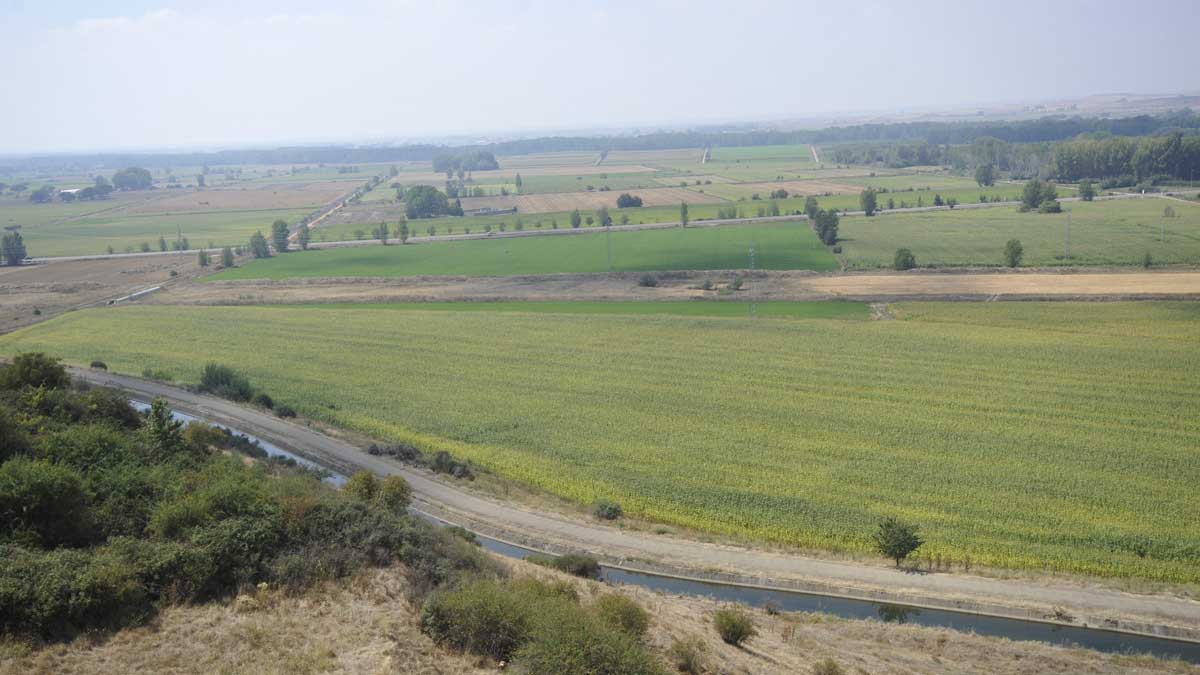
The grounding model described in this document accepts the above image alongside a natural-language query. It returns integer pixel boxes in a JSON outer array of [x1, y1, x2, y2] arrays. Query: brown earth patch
[[458, 186, 724, 214], [147, 270, 1200, 308], [0, 255, 224, 333], [124, 181, 353, 215]]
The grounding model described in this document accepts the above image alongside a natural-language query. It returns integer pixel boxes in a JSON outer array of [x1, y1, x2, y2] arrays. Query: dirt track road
[[73, 368, 1200, 641]]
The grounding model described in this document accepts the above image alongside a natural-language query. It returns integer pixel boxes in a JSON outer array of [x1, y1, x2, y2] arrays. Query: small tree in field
[[374, 221, 389, 245], [680, 201, 689, 227], [271, 219, 289, 253], [1079, 180, 1096, 201], [297, 225, 310, 250], [1, 232, 27, 265], [220, 247, 235, 268], [804, 196, 819, 221], [974, 163, 996, 187], [249, 231, 270, 258], [859, 188, 877, 216], [874, 517, 923, 567], [893, 248, 916, 270], [197, 249, 209, 267], [399, 218, 410, 243], [570, 209, 582, 228], [1003, 239, 1023, 267]]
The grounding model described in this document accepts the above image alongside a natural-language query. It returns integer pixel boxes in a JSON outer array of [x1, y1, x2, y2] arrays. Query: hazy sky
[[2, 0, 1198, 154]]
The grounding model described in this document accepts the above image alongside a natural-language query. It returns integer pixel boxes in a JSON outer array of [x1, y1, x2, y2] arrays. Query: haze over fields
[[2, 0, 1199, 153]]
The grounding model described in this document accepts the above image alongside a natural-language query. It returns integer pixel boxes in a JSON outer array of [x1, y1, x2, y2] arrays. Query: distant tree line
[[431, 150, 499, 173], [9, 110, 1198, 174]]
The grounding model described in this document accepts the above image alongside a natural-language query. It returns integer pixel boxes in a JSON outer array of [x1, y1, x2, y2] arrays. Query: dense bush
[[668, 636, 709, 674], [421, 577, 661, 674], [420, 577, 541, 661], [252, 392, 274, 409], [0, 352, 492, 639], [592, 593, 650, 637], [592, 499, 623, 520], [89, 360, 108, 370], [893, 248, 916, 270], [638, 274, 658, 287], [515, 601, 664, 675], [0, 352, 70, 390], [528, 552, 602, 580], [275, 405, 297, 418], [713, 608, 756, 646], [197, 362, 254, 401]]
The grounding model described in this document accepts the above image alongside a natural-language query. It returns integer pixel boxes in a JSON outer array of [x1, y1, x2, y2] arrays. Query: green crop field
[[9, 205, 314, 257], [3, 301, 1196, 582], [214, 221, 837, 279], [839, 197, 1200, 267]]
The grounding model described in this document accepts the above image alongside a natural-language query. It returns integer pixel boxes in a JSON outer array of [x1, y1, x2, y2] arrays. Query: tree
[[1003, 239, 1023, 267], [680, 202, 689, 228], [514, 173, 523, 193], [112, 167, 153, 191], [893, 248, 916, 270], [874, 517, 923, 567], [814, 209, 839, 245], [859, 188, 878, 216], [570, 209, 582, 228], [271, 220, 289, 253], [29, 185, 55, 203], [158, 235, 168, 252], [197, 249, 209, 267], [1, 232, 27, 265], [1020, 178, 1059, 211], [399, 218, 410, 244], [146, 398, 185, 458], [804, 196, 820, 222], [932, 193, 944, 207], [93, 175, 113, 198], [297, 225, 311, 250], [196, 174, 205, 188], [597, 206, 612, 226], [1079, 180, 1096, 201], [221, 246, 235, 267], [616, 193, 643, 208], [404, 185, 451, 218], [974, 163, 996, 187], [374, 222, 389, 245], [250, 230, 271, 258]]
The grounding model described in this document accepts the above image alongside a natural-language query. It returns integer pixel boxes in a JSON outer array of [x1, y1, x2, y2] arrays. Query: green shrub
[[0, 352, 69, 391], [252, 392, 274, 409], [379, 475, 412, 512], [592, 594, 650, 637], [420, 578, 538, 661], [592, 499, 623, 520], [638, 274, 658, 287], [813, 658, 846, 675], [713, 608, 756, 646], [197, 363, 254, 402], [89, 360, 108, 370], [0, 408, 30, 462], [343, 471, 379, 502], [275, 405, 297, 418], [893, 248, 916, 270], [0, 458, 92, 548], [529, 552, 602, 580], [668, 636, 708, 674], [515, 600, 664, 675]]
